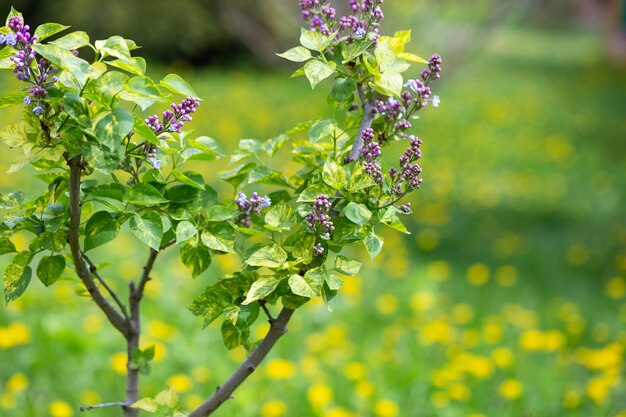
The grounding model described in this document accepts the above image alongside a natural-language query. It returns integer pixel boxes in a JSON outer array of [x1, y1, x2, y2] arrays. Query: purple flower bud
[[32, 104, 44, 116]]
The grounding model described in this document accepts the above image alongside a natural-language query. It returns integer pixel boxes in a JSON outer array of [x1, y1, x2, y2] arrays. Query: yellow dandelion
[[325, 407, 355, 417], [465, 355, 493, 379], [343, 362, 367, 381], [82, 315, 103, 334], [307, 383, 333, 408], [185, 395, 204, 410], [586, 376, 611, 404], [430, 391, 449, 408], [192, 366, 211, 383], [426, 260, 451, 282], [255, 322, 271, 340], [374, 399, 399, 417], [482, 323, 503, 344], [110, 352, 127, 375], [562, 388, 580, 409], [265, 359, 296, 380], [355, 380, 375, 398], [261, 400, 287, 417], [491, 347, 514, 369], [448, 383, 470, 401], [6, 373, 28, 393], [467, 263, 490, 286], [461, 329, 480, 348], [410, 291, 435, 312], [79, 390, 101, 407], [543, 330, 566, 351], [49, 400, 73, 417], [519, 329, 545, 351], [452, 303, 474, 324], [606, 277, 626, 300], [376, 293, 399, 315], [1, 392, 16, 409], [420, 319, 456, 346], [495, 265, 518, 287], [499, 379, 523, 400], [147, 320, 176, 341], [342, 276, 361, 299], [300, 356, 320, 377], [167, 374, 192, 393]]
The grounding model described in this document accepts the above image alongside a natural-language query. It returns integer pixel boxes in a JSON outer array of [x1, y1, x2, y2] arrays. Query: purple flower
[[313, 242, 324, 257], [431, 95, 441, 107], [32, 104, 44, 116], [145, 97, 199, 135], [23, 96, 31, 105], [305, 194, 334, 239], [235, 191, 272, 227], [3, 33, 17, 46]]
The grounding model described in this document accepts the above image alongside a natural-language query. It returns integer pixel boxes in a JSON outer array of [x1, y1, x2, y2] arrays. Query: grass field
[[1, 24, 626, 417]]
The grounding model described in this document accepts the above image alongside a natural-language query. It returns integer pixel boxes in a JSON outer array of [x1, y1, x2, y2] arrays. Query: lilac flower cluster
[[299, 0, 384, 42], [421, 54, 442, 81], [305, 194, 334, 240], [235, 192, 272, 227], [395, 136, 423, 193], [145, 97, 199, 135], [1, 17, 58, 116], [359, 128, 383, 183], [142, 97, 200, 169]]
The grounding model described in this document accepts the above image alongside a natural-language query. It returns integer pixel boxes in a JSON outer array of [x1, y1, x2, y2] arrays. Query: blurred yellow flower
[[452, 303, 474, 324], [110, 352, 127, 375], [376, 293, 399, 315], [576, 343, 623, 371], [255, 322, 271, 339], [147, 320, 176, 341], [261, 400, 287, 417], [192, 366, 211, 383], [355, 380, 375, 398], [467, 263, 490, 286], [0, 321, 30, 349], [482, 323, 503, 344], [491, 347, 514, 369], [325, 407, 355, 417], [430, 391, 449, 408], [374, 399, 399, 417], [167, 374, 192, 393], [342, 276, 361, 299], [562, 388, 581, 409], [567, 244, 589, 266], [343, 362, 367, 381], [6, 373, 28, 393], [543, 330, 566, 351], [606, 277, 626, 299], [300, 356, 320, 377], [586, 376, 611, 404], [499, 379, 523, 400], [519, 329, 544, 351], [185, 395, 204, 410], [82, 315, 103, 334], [461, 329, 480, 348], [265, 359, 296, 379], [420, 319, 456, 346], [448, 383, 470, 401], [49, 400, 73, 417], [465, 355, 493, 379], [1, 392, 16, 409], [410, 291, 435, 312], [307, 383, 333, 408], [495, 265, 518, 287], [417, 229, 439, 251], [426, 261, 451, 282], [79, 390, 101, 407]]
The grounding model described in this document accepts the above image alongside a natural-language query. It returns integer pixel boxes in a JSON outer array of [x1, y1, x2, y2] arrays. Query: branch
[[259, 300, 275, 322], [347, 85, 376, 162], [188, 308, 295, 417], [82, 251, 129, 321], [80, 402, 128, 412], [67, 156, 128, 336]]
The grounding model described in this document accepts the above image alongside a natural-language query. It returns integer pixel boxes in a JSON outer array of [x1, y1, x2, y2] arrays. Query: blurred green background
[[1, 1, 626, 417]]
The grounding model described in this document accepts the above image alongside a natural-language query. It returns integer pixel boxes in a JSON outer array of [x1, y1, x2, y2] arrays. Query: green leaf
[[264, 202, 297, 232], [84, 71, 128, 106], [334, 256, 362, 276], [5, 7, 22, 26], [172, 170, 204, 190], [288, 274, 317, 298], [297, 183, 334, 202], [62, 92, 90, 127], [131, 398, 158, 413], [31, 44, 96, 88], [200, 225, 235, 253], [322, 160, 347, 190], [176, 221, 197, 243], [326, 273, 343, 291], [344, 202, 371, 226], [34, 23, 70, 42], [206, 205, 239, 222], [221, 320, 249, 350], [36, 255, 65, 287], [371, 71, 403, 98], [179, 241, 211, 278], [304, 60, 336, 89], [380, 206, 410, 234], [125, 183, 169, 206], [95, 35, 132, 61], [4, 260, 32, 304], [0, 238, 16, 256], [289, 266, 326, 297], [84, 211, 120, 251], [90, 107, 134, 173], [106, 57, 146, 76], [309, 119, 336, 143], [130, 212, 163, 250], [49, 31, 90, 50], [364, 231, 384, 260], [245, 244, 288, 268], [120, 76, 166, 111], [300, 28, 334, 52], [329, 78, 357, 105], [160, 73, 201, 99], [398, 52, 428, 64], [342, 40, 374, 62], [0, 92, 27, 109], [132, 114, 160, 145], [242, 276, 281, 305], [276, 46, 312, 62]]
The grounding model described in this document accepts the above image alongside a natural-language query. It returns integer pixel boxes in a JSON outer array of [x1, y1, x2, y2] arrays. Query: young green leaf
[[179, 241, 211, 278], [380, 206, 410, 234], [4, 261, 32, 304], [36, 255, 66, 287], [304, 60, 336, 89], [0, 238, 16, 256], [84, 211, 120, 251], [125, 183, 169, 206], [130, 212, 163, 250], [364, 231, 384, 260], [175, 221, 197, 243], [334, 256, 362, 276], [160, 73, 201, 99], [322, 160, 347, 190], [288, 274, 317, 298], [49, 31, 91, 50], [245, 244, 288, 269], [300, 28, 334, 52], [344, 202, 372, 226], [241, 276, 281, 305], [34, 23, 70, 42], [264, 201, 297, 232], [276, 46, 312, 62]]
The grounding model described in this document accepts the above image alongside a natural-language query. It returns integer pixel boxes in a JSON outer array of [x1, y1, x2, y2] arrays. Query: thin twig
[[258, 300, 275, 322], [82, 251, 129, 321], [67, 156, 128, 336], [347, 85, 375, 162], [80, 402, 128, 412], [188, 308, 295, 417]]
